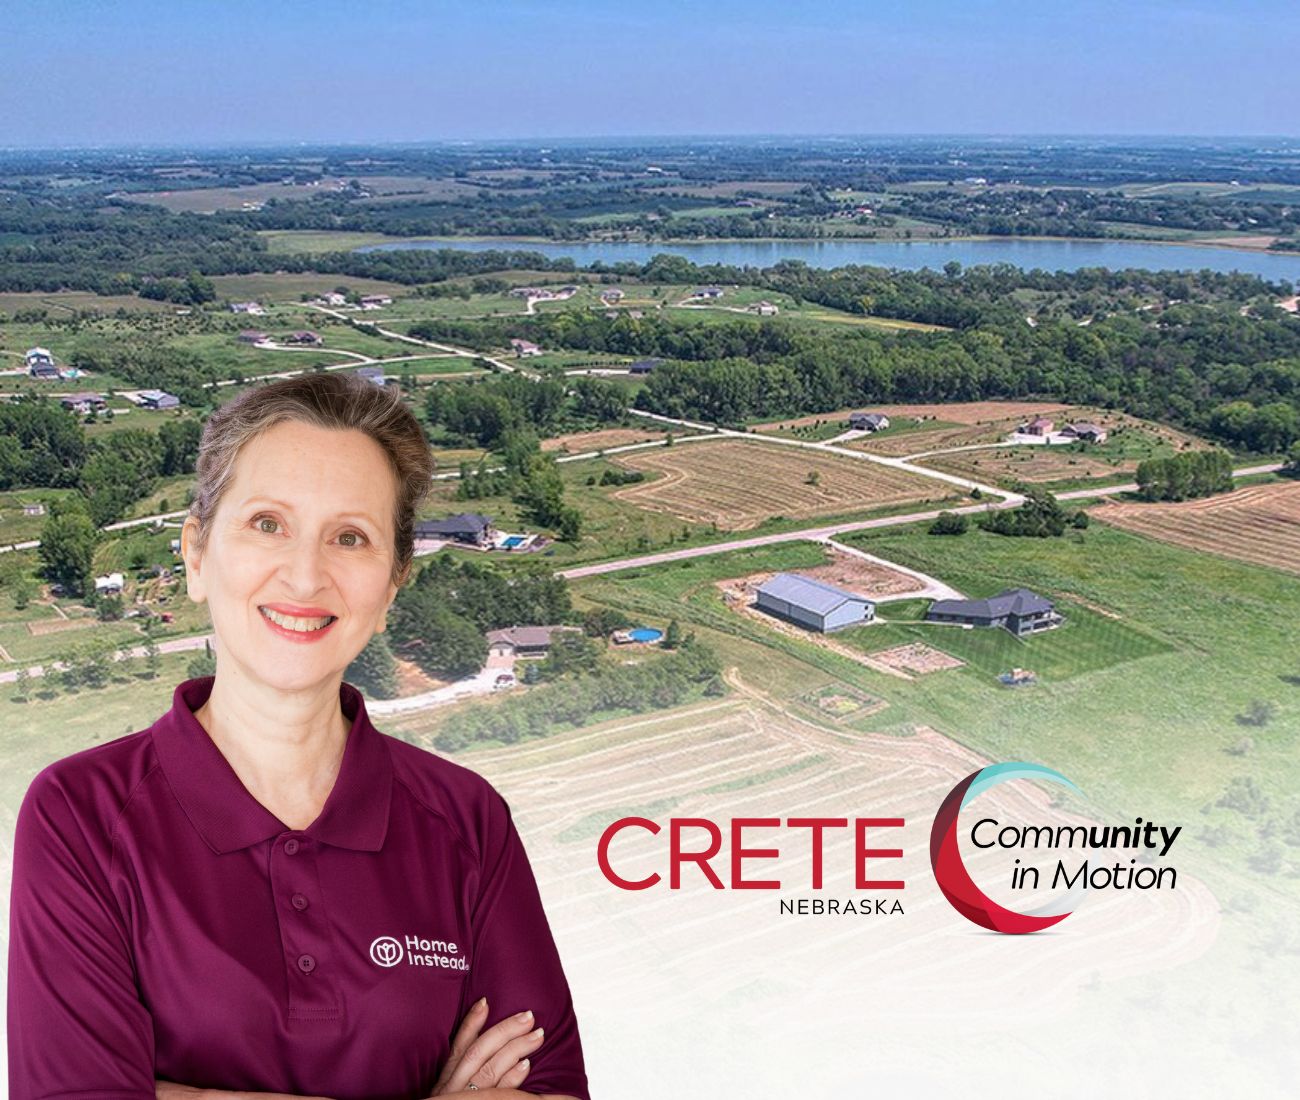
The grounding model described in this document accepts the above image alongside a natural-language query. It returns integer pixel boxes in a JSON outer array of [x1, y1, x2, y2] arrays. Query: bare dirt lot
[[1090, 481, 1300, 577], [609, 439, 955, 530], [541, 428, 671, 453], [869, 642, 966, 675]]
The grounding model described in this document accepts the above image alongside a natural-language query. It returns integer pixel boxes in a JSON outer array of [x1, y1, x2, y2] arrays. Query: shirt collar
[[151, 675, 392, 855]]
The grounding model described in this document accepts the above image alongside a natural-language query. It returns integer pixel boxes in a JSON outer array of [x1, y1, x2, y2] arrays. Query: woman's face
[[182, 419, 403, 693]]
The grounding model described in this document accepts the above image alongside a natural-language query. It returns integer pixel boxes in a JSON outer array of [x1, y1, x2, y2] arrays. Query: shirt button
[[284, 838, 300, 855], [297, 953, 316, 973], [291, 893, 309, 911]]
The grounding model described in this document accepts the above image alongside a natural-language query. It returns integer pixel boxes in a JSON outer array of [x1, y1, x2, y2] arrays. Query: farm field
[[606, 439, 962, 530], [399, 689, 1219, 1081], [915, 416, 1207, 487], [753, 401, 1075, 438], [125, 179, 359, 214], [541, 427, 675, 453], [258, 230, 406, 255], [0, 291, 175, 316], [1090, 481, 1300, 577], [207, 273, 409, 302]]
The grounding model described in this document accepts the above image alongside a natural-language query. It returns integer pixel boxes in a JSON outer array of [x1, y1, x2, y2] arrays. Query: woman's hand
[[429, 997, 546, 1096]]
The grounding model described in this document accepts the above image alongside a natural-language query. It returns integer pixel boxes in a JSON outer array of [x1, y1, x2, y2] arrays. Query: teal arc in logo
[[930, 761, 1089, 935]]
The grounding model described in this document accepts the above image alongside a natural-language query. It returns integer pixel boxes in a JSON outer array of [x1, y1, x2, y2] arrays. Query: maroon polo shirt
[[7, 675, 590, 1100]]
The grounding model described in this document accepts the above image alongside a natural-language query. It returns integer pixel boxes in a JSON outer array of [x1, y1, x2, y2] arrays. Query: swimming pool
[[500, 535, 527, 548], [627, 627, 663, 643]]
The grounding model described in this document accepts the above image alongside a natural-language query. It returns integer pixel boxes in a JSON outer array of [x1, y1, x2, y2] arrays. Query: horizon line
[[4, 131, 1300, 154]]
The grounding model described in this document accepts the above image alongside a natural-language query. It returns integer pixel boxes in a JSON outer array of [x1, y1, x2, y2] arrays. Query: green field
[[571, 523, 1300, 887]]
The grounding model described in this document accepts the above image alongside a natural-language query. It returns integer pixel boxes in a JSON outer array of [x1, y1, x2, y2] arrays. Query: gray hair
[[189, 372, 434, 587]]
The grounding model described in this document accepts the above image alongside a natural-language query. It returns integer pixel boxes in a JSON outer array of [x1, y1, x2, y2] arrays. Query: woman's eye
[[251, 515, 366, 547]]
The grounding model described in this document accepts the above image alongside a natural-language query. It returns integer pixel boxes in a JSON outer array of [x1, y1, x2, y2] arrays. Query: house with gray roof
[[849, 411, 890, 432], [925, 588, 1063, 636], [413, 513, 496, 547], [755, 573, 875, 633], [486, 624, 582, 657]]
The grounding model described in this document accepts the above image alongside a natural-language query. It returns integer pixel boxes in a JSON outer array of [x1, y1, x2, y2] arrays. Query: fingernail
[[515, 1009, 533, 1022], [519, 1059, 530, 1070], [475, 996, 487, 1010], [531, 1027, 544, 1039]]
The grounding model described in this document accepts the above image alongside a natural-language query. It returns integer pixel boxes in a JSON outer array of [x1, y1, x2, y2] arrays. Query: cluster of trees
[[385, 556, 571, 679], [1135, 450, 1235, 501], [68, 340, 227, 405], [5, 409, 201, 598], [138, 272, 218, 305], [433, 634, 723, 751], [881, 188, 1300, 239], [591, 467, 646, 486], [1208, 400, 1300, 454], [423, 373, 628, 450], [978, 488, 1088, 537]]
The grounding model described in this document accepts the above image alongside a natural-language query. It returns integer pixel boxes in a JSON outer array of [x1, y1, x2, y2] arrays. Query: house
[[600, 288, 625, 302], [285, 330, 322, 346], [23, 502, 45, 516], [485, 624, 582, 658], [317, 292, 347, 306], [94, 572, 125, 595], [629, 358, 661, 375], [413, 513, 496, 547], [1059, 421, 1109, 444], [138, 389, 180, 410], [355, 365, 386, 386], [755, 573, 875, 633], [925, 588, 1063, 636], [229, 302, 265, 315], [751, 301, 779, 316], [237, 330, 270, 344], [694, 287, 724, 299], [59, 392, 107, 415], [509, 287, 544, 299], [359, 294, 392, 308], [849, 412, 891, 432], [170, 538, 182, 554], [26, 348, 59, 379], [510, 338, 543, 358], [1022, 416, 1055, 437]]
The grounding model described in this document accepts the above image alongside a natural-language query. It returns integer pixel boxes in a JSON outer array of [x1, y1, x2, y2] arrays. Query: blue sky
[[3, 0, 1297, 146]]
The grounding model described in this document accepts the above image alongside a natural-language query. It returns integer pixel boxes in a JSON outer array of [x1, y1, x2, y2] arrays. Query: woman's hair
[[188, 372, 434, 587]]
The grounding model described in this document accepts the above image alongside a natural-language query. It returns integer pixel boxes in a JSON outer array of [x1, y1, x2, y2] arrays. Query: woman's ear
[[181, 516, 206, 606]]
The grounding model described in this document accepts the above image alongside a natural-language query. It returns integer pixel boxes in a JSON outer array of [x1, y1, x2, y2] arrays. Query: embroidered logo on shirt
[[369, 934, 469, 970]]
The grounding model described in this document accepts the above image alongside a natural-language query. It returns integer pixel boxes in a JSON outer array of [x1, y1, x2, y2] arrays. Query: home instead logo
[[930, 762, 1182, 935], [368, 934, 470, 970]]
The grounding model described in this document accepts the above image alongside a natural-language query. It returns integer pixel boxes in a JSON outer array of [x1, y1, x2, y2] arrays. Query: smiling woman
[[7, 373, 591, 1100]]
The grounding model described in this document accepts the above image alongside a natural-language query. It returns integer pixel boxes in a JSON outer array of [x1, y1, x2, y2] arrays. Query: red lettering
[[670, 818, 724, 889], [597, 816, 661, 890], [730, 818, 781, 889], [786, 817, 848, 889], [855, 817, 905, 889]]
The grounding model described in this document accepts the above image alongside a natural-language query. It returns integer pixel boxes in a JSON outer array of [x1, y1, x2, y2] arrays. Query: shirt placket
[[270, 832, 342, 1028]]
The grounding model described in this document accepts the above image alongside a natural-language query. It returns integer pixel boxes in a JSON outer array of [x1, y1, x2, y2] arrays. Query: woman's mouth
[[259, 605, 338, 641]]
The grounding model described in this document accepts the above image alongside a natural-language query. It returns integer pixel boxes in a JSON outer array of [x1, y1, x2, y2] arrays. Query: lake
[[357, 235, 1300, 282]]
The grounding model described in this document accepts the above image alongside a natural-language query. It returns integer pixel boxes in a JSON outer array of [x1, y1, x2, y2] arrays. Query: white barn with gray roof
[[754, 573, 875, 632]]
